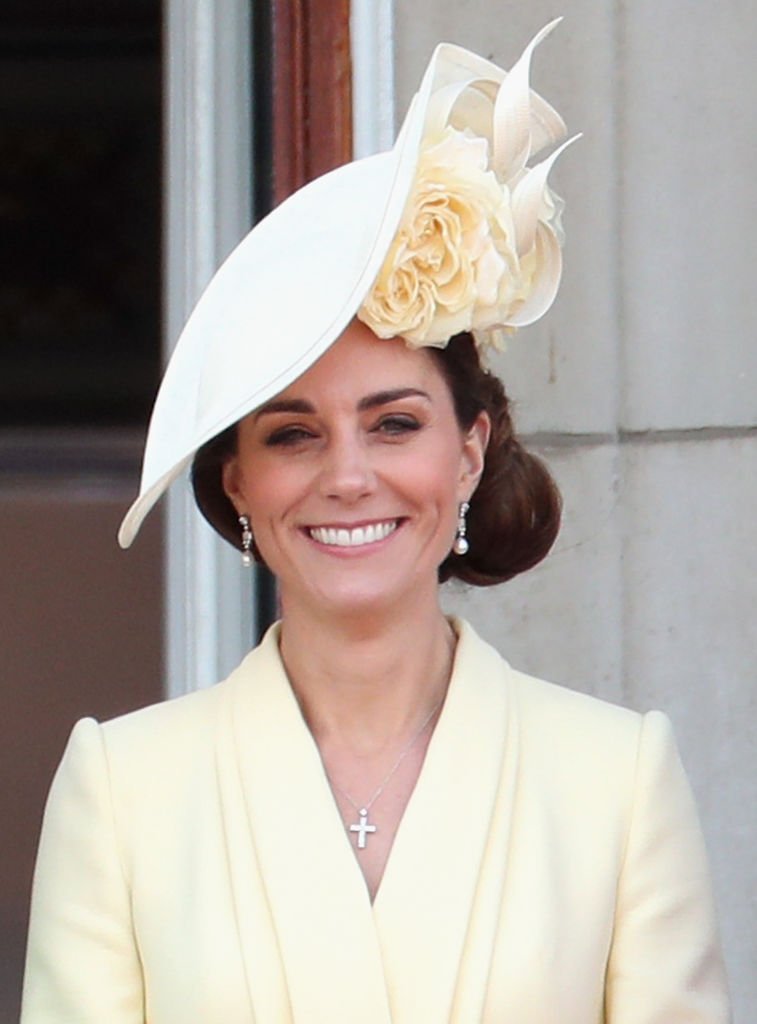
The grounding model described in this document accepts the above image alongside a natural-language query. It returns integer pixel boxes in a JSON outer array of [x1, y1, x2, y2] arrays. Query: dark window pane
[[0, 2, 161, 427]]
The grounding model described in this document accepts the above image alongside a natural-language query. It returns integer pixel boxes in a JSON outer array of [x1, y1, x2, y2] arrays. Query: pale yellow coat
[[22, 621, 730, 1023]]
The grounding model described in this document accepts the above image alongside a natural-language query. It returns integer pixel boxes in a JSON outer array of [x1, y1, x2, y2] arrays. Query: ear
[[458, 411, 491, 500], [221, 457, 246, 517]]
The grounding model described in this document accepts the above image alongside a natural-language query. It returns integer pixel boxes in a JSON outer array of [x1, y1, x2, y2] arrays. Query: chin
[[317, 585, 401, 619], [286, 568, 434, 621]]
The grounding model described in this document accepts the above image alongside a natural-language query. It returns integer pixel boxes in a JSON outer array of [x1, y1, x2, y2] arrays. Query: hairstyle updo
[[191, 331, 561, 586], [431, 332, 561, 586]]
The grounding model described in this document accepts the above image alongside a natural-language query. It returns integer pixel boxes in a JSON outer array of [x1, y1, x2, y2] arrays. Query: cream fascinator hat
[[118, 19, 576, 549]]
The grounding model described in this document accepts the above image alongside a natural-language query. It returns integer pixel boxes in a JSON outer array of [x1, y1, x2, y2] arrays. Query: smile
[[308, 520, 399, 548]]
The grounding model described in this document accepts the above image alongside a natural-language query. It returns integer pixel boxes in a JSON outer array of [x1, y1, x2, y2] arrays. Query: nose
[[317, 429, 377, 503]]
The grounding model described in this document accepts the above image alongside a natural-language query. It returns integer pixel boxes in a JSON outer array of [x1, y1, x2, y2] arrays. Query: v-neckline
[[220, 618, 517, 1023]]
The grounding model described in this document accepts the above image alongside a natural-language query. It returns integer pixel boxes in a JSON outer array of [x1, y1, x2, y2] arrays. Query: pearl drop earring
[[239, 514, 254, 567], [453, 501, 470, 555]]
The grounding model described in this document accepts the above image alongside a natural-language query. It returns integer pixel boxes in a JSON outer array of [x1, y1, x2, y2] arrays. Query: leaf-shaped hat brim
[[118, 33, 566, 549]]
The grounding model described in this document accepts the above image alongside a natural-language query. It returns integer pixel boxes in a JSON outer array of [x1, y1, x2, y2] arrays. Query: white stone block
[[620, 435, 757, 1017], [620, 5, 757, 429]]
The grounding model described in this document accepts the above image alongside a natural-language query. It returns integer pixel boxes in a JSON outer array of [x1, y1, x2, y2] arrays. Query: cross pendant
[[349, 808, 377, 849]]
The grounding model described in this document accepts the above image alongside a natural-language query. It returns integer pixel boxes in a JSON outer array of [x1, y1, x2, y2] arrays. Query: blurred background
[[0, 4, 163, 1018], [2, 1, 755, 1020]]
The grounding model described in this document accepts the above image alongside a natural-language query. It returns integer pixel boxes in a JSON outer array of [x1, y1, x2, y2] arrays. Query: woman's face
[[222, 320, 489, 620]]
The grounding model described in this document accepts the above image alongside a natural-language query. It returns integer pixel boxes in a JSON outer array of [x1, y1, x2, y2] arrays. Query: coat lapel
[[217, 626, 393, 1024], [215, 619, 520, 1024], [372, 620, 519, 1024]]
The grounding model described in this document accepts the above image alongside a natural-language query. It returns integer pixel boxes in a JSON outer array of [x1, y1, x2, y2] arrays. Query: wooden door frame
[[270, 0, 353, 204]]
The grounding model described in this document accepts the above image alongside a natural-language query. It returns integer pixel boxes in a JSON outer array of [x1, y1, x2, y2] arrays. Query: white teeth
[[309, 521, 398, 547]]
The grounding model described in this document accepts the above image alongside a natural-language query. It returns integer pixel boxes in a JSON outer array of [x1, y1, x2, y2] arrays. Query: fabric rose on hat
[[359, 128, 521, 347], [358, 19, 577, 351]]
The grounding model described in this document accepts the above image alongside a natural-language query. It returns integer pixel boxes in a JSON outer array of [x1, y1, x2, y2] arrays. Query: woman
[[22, 22, 730, 1023]]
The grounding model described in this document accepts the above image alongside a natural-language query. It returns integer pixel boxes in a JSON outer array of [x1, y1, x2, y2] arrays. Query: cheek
[[404, 442, 465, 513], [239, 459, 317, 541], [245, 475, 287, 522]]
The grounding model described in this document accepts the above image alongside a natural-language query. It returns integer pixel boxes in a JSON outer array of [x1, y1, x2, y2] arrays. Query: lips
[[308, 520, 398, 548]]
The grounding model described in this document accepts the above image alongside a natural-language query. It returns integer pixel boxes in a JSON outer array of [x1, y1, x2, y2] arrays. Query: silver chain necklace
[[330, 699, 443, 850]]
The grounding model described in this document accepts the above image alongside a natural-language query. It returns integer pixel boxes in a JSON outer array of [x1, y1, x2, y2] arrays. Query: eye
[[374, 414, 422, 436], [264, 425, 316, 447]]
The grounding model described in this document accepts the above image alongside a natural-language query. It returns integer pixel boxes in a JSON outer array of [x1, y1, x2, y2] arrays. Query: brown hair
[[191, 331, 561, 585], [429, 332, 561, 585], [191, 424, 243, 549]]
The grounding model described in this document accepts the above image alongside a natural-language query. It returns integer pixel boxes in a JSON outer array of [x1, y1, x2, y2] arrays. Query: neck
[[278, 593, 455, 756]]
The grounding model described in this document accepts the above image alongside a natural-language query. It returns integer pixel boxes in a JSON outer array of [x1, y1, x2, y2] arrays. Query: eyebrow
[[253, 398, 314, 420], [357, 387, 430, 410], [254, 388, 431, 419]]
